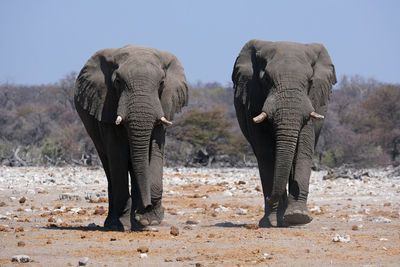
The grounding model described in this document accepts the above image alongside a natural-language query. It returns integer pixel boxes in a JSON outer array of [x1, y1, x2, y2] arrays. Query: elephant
[[232, 40, 336, 227], [74, 45, 188, 231]]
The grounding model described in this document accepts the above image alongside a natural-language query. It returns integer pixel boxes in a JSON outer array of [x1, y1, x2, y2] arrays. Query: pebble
[[137, 246, 149, 253], [17, 241, 25, 247], [59, 193, 81, 200], [139, 253, 148, 259], [367, 216, 391, 223], [0, 215, 11, 221], [244, 224, 259, 230], [19, 197, 27, 204], [87, 223, 98, 228], [332, 233, 350, 243], [12, 255, 31, 263], [170, 226, 179, 236], [186, 220, 199, 225], [236, 208, 247, 215], [78, 257, 89, 266]]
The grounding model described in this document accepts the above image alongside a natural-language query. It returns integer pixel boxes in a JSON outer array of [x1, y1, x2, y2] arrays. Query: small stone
[[367, 216, 391, 223], [255, 185, 262, 192], [0, 225, 9, 232], [19, 197, 27, 204], [137, 246, 149, 253], [244, 224, 259, 230], [170, 226, 179, 236], [164, 258, 173, 262], [78, 257, 89, 266], [352, 225, 359, 231], [17, 241, 25, 247], [12, 255, 31, 263], [186, 220, 199, 225], [87, 223, 98, 228], [46, 240, 52, 244], [195, 263, 203, 267], [236, 208, 247, 215], [383, 202, 391, 207], [332, 233, 350, 243], [15, 227, 24, 232], [238, 180, 246, 185], [139, 253, 148, 259], [176, 257, 184, 261], [0, 201, 6, 207], [110, 238, 117, 241], [183, 225, 193, 230], [93, 208, 106, 215]]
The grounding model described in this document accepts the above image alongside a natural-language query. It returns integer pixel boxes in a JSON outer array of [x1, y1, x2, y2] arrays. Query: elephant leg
[[284, 123, 314, 225], [133, 125, 165, 227], [251, 130, 287, 227], [100, 124, 131, 231], [75, 105, 118, 228]]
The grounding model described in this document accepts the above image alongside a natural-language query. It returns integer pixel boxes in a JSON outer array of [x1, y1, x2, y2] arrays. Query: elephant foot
[[259, 199, 279, 228], [284, 199, 312, 225], [104, 216, 125, 231], [134, 201, 164, 227], [104, 198, 132, 232]]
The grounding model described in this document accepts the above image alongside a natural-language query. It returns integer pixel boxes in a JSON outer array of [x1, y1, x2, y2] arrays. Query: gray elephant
[[74, 45, 188, 231], [232, 40, 336, 227]]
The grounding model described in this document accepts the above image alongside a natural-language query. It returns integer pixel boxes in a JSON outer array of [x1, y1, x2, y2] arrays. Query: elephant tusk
[[160, 117, 173, 126], [115, 116, 122, 125], [310, 111, 324, 119], [253, 112, 267, 123]]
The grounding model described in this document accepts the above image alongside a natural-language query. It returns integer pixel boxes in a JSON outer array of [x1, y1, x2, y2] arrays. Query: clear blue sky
[[1, 0, 399, 86]]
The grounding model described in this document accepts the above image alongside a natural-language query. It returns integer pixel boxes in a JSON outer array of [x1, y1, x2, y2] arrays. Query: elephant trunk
[[127, 107, 154, 209], [270, 129, 298, 203], [125, 82, 162, 210]]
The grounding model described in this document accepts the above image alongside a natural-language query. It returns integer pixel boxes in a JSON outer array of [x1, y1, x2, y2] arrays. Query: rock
[[186, 220, 199, 225], [195, 263, 203, 267], [94, 208, 106, 215], [367, 216, 391, 223], [17, 241, 25, 247], [87, 223, 98, 228], [59, 194, 81, 201], [0, 201, 6, 207], [139, 253, 148, 259], [236, 208, 247, 215], [255, 185, 262, 192], [170, 226, 179, 236], [351, 225, 359, 231], [244, 224, 259, 230], [19, 197, 27, 204], [238, 180, 246, 185], [15, 227, 24, 232], [110, 238, 117, 241], [12, 255, 31, 263], [332, 233, 350, 243], [137, 246, 149, 253], [78, 257, 89, 266], [0, 215, 11, 221]]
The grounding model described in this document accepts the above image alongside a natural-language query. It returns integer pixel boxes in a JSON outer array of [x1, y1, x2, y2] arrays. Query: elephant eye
[[158, 80, 165, 98]]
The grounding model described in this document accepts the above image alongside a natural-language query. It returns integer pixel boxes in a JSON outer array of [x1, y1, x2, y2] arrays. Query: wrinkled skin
[[232, 40, 336, 227], [74, 45, 188, 231]]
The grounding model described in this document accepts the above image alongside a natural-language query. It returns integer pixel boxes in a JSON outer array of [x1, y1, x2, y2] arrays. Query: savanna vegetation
[[0, 73, 398, 168]]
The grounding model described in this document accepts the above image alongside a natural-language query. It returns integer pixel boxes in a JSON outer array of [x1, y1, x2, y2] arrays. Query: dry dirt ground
[[0, 166, 399, 266]]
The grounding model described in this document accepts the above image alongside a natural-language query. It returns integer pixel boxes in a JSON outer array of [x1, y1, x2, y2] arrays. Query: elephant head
[[75, 45, 188, 209], [232, 40, 336, 203]]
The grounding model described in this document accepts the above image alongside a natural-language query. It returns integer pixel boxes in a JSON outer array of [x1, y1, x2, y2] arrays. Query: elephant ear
[[158, 51, 188, 120], [75, 48, 122, 123], [307, 43, 337, 110], [232, 39, 272, 105]]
